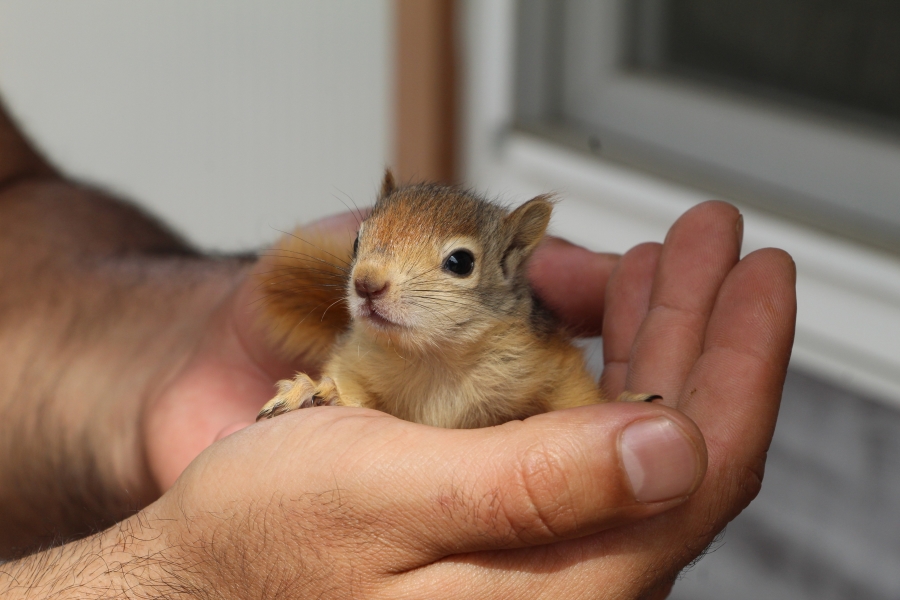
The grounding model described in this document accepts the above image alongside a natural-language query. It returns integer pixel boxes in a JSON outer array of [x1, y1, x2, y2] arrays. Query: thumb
[[376, 402, 706, 560]]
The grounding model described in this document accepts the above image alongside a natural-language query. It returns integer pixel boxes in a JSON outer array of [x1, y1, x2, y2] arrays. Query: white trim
[[462, 0, 900, 407]]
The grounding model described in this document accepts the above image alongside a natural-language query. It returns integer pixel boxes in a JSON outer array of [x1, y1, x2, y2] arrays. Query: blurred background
[[0, 1, 391, 250], [3, 1, 900, 598]]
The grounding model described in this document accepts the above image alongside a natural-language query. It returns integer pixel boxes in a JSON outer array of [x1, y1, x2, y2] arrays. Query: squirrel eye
[[444, 249, 475, 276], [352, 234, 359, 258]]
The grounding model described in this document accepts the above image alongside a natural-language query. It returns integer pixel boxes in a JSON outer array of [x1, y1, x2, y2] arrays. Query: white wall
[[0, 1, 391, 251]]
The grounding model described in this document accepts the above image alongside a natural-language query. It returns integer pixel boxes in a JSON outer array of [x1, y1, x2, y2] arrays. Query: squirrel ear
[[501, 195, 554, 278], [380, 169, 397, 198]]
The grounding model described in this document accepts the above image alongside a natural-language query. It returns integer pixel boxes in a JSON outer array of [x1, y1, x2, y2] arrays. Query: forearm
[[0, 510, 200, 599], [0, 178, 248, 556]]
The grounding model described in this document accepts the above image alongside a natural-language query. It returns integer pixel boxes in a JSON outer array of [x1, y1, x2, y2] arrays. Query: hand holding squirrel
[[133, 198, 794, 599]]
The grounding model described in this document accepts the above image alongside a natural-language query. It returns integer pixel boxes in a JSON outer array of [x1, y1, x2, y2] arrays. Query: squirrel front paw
[[615, 391, 663, 403], [257, 374, 341, 420]]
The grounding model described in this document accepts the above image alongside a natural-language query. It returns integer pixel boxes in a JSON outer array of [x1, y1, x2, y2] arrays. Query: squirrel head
[[346, 172, 554, 353]]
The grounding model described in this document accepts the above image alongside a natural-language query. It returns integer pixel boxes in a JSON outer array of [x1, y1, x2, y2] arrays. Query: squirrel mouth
[[358, 303, 401, 329]]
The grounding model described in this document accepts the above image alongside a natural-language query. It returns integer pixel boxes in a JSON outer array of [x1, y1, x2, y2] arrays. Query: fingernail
[[621, 417, 700, 503]]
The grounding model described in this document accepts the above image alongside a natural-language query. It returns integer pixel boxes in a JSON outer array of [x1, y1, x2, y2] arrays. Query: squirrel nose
[[354, 277, 389, 299]]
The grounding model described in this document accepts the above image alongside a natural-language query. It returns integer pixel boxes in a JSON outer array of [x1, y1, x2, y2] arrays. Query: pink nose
[[354, 278, 389, 299]]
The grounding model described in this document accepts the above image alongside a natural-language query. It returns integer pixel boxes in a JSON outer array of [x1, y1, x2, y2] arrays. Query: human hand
[[128, 387, 703, 599], [131, 200, 793, 598]]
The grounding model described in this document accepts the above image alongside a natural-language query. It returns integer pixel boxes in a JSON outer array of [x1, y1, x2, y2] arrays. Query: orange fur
[[255, 226, 354, 365]]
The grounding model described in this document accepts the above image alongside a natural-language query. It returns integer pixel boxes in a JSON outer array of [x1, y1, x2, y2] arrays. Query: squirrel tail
[[255, 226, 354, 364]]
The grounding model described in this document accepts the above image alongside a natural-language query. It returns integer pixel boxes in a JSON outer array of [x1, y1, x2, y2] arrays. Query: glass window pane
[[633, 0, 900, 126]]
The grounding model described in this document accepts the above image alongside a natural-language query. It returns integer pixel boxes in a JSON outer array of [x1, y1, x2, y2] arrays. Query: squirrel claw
[[616, 391, 663, 403], [256, 400, 287, 421], [257, 374, 341, 421]]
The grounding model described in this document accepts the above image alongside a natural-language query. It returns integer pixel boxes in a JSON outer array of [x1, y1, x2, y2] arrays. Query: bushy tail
[[255, 225, 355, 365]]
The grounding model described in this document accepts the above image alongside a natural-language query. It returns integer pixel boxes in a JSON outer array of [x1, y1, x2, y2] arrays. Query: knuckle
[[737, 455, 766, 504], [501, 440, 579, 542]]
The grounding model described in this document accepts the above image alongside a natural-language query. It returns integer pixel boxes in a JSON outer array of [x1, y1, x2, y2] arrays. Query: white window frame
[[462, 0, 900, 407], [525, 1, 900, 250]]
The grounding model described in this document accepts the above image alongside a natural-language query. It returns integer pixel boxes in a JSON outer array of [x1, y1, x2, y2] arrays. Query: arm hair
[[0, 512, 208, 599]]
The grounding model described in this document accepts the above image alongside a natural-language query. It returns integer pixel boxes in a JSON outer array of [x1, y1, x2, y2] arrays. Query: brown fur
[[256, 226, 354, 365], [257, 172, 652, 428]]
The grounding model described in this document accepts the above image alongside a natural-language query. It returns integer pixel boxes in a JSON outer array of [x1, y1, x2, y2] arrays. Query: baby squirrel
[[256, 171, 658, 428]]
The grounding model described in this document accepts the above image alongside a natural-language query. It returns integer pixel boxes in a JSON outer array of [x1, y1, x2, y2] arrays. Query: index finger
[[625, 201, 742, 404]]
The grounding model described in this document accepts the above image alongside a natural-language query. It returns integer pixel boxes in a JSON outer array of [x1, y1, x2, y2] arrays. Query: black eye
[[444, 249, 475, 276], [352, 235, 359, 258]]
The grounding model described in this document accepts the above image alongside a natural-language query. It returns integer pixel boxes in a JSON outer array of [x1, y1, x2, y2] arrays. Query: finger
[[391, 542, 679, 600], [368, 402, 706, 561], [600, 242, 661, 398], [680, 248, 796, 473], [528, 237, 619, 336], [626, 201, 742, 405]]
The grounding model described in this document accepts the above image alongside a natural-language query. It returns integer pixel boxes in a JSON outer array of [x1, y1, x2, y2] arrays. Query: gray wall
[[673, 368, 900, 599]]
